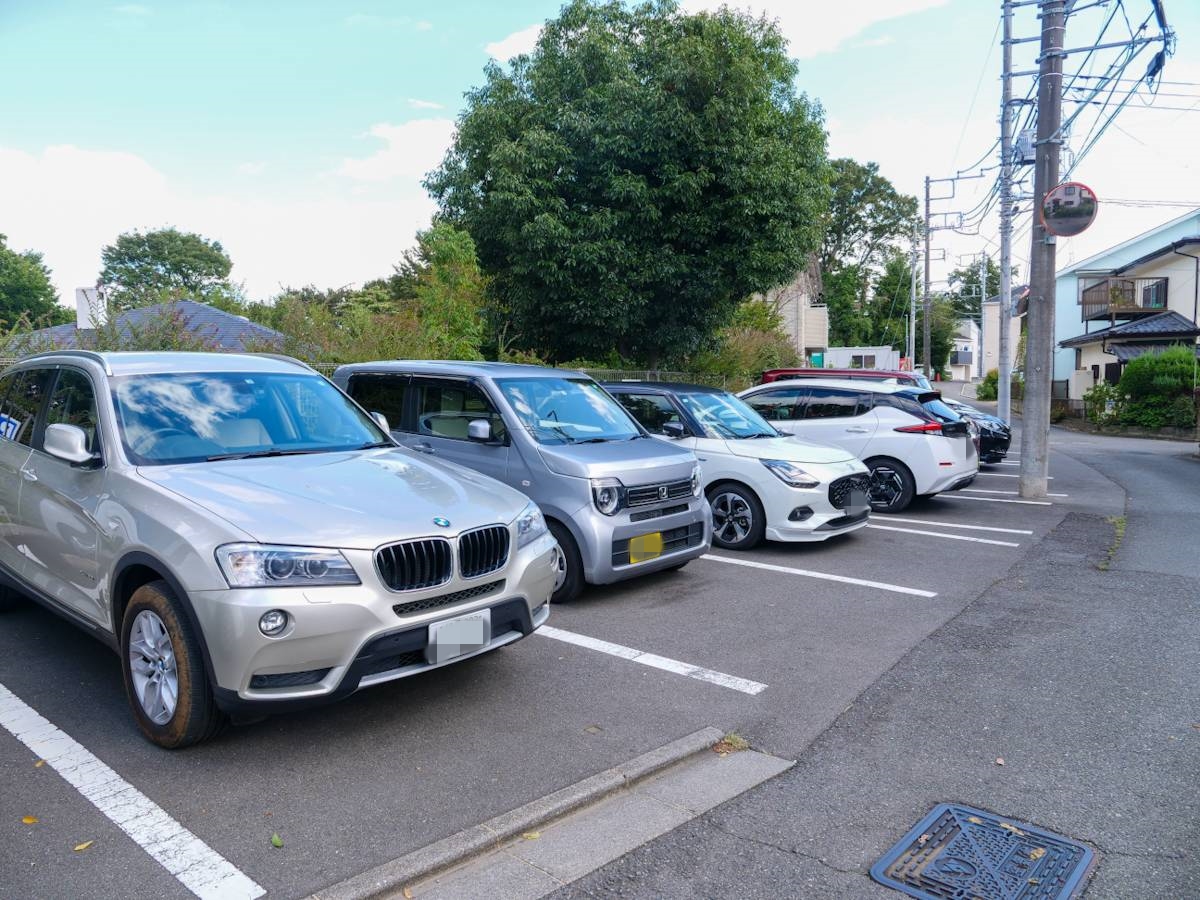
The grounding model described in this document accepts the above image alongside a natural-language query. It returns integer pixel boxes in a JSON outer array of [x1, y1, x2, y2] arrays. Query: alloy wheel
[[869, 465, 905, 509], [711, 491, 753, 544], [127, 610, 179, 726]]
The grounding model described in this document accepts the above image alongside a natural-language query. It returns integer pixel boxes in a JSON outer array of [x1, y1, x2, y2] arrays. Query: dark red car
[[760, 368, 933, 389]]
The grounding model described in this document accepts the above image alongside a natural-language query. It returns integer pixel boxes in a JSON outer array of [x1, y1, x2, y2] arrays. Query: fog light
[[788, 506, 814, 522], [258, 609, 288, 636]]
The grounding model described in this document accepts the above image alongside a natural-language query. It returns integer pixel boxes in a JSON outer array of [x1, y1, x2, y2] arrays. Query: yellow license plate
[[628, 531, 664, 563]]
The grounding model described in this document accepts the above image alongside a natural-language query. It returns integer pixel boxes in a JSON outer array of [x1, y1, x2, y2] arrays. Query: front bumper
[[578, 498, 712, 585], [195, 531, 559, 712], [760, 476, 871, 543]]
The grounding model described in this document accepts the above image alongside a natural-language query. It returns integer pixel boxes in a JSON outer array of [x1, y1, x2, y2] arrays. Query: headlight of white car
[[760, 459, 821, 489], [514, 501, 548, 549], [216, 544, 360, 588]]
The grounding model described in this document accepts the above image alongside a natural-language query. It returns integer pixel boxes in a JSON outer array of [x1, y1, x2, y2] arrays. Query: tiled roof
[[1059, 310, 1200, 347], [1110, 342, 1200, 361], [19, 299, 284, 351]]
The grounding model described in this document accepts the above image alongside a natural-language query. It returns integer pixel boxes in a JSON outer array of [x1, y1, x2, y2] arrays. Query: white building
[[755, 255, 829, 363]]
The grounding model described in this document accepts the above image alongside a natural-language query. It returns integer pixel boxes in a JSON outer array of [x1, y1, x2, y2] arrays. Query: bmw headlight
[[514, 501, 548, 549], [590, 477, 625, 516], [761, 459, 820, 489], [216, 544, 360, 588], [690, 463, 702, 497]]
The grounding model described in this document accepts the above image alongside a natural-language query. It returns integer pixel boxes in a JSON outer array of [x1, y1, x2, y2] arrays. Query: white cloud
[[0, 144, 440, 303], [336, 119, 456, 183], [407, 98, 444, 110], [680, 0, 947, 58], [415, 20, 433, 32], [236, 161, 266, 175], [485, 24, 541, 61], [114, 4, 152, 15], [851, 36, 895, 50]]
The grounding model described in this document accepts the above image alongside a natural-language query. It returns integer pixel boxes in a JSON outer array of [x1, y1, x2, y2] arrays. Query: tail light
[[894, 421, 944, 435]]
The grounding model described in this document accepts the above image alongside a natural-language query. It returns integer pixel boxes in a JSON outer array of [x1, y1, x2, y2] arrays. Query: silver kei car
[[0, 351, 557, 748]]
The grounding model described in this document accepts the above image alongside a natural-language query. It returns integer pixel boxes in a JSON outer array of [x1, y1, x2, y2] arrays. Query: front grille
[[816, 510, 870, 531], [626, 479, 693, 508], [612, 521, 704, 566], [458, 525, 510, 578], [376, 538, 453, 591], [359, 651, 426, 679], [829, 474, 871, 510], [630, 503, 688, 523], [393, 580, 505, 617], [249, 668, 331, 689]]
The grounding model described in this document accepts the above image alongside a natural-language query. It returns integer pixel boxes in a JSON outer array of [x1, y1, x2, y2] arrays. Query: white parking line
[[882, 516, 1033, 535], [701, 553, 937, 598], [0, 683, 264, 900], [941, 494, 1052, 506], [961, 488, 1068, 497], [978, 472, 1053, 479], [867, 524, 1020, 548], [537, 626, 767, 695]]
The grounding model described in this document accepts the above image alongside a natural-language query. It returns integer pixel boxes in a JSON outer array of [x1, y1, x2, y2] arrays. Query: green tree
[[947, 256, 1005, 318], [411, 223, 486, 359], [0, 234, 70, 328], [426, 0, 829, 364], [864, 252, 913, 349], [819, 159, 919, 277], [99, 228, 234, 310]]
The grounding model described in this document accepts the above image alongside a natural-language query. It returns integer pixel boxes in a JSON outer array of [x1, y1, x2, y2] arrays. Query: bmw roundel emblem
[[433, 517, 451, 528]]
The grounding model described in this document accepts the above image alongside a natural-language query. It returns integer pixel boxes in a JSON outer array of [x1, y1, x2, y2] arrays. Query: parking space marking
[[537, 626, 767, 695], [882, 516, 1033, 535], [0, 683, 264, 900], [961, 488, 1068, 497], [941, 494, 1052, 506], [977, 472, 1053, 479], [866, 524, 1019, 548], [701, 554, 937, 598]]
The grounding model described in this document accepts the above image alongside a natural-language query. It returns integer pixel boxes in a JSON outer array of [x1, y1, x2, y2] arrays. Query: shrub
[[975, 368, 999, 401], [1083, 382, 1124, 425], [1118, 345, 1197, 400]]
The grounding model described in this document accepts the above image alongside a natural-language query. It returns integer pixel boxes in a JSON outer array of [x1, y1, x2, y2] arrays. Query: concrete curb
[[309, 726, 725, 900]]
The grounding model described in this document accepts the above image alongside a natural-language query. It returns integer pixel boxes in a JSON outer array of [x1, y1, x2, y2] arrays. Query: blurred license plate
[[427, 609, 490, 664], [629, 531, 664, 564], [846, 489, 869, 516]]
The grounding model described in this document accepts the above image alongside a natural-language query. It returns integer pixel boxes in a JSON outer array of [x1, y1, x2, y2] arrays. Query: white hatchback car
[[737, 378, 978, 513], [604, 383, 871, 550]]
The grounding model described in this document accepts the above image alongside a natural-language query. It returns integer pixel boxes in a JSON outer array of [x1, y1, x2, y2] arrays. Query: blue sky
[[2, 1, 1196, 303]]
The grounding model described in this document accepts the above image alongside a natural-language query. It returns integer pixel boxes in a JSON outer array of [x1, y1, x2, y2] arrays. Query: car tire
[[548, 521, 584, 604], [120, 580, 224, 749], [707, 482, 766, 550], [865, 457, 916, 513]]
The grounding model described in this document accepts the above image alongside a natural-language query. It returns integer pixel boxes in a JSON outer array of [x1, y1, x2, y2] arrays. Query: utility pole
[[997, 0, 1015, 424], [978, 255, 988, 380], [923, 176, 932, 377], [1020, 0, 1065, 499], [909, 234, 918, 368]]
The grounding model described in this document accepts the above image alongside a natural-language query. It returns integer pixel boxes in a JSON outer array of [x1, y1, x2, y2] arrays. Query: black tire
[[0, 583, 24, 612], [548, 520, 584, 604], [865, 457, 916, 513], [707, 482, 766, 550], [119, 580, 224, 749]]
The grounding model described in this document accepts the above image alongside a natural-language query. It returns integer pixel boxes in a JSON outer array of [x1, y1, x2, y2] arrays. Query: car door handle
[[844, 427, 871, 434], [412, 442, 435, 454], [20, 467, 37, 482]]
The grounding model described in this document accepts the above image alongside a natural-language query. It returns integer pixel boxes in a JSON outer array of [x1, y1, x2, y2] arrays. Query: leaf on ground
[[402, 888, 413, 899], [1030, 847, 1046, 861], [916, 833, 931, 846], [999, 823, 1025, 836], [22, 816, 38, 825], [270, 833, 283, 849], [34, 760, 45, 768], [521, 831, 541, 841], [995, 757, 1006, 766], [73, 841, 93, 852], [967, 816, 984, 825]]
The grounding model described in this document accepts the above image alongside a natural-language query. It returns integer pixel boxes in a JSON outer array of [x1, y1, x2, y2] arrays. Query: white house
[[755, 255, 830, 363], [1054, 209, 1200, 400]]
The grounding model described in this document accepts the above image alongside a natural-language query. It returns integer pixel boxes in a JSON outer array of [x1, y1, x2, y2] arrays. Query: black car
[[944, 399, 1011, 463]]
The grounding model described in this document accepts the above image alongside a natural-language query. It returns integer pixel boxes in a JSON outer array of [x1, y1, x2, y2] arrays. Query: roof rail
[[18, 350, 113, 376], [242, 352, 317, 373]]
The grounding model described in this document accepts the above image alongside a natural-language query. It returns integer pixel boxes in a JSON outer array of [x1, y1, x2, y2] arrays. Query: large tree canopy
[[820, 158, 919, 275], [99, 227, 234, 310], [426, 0, 829, 364], [0, 234, 69, 328]]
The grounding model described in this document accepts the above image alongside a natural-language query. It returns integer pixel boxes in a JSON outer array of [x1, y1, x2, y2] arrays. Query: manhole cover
[[870, 804, 1095, 899]]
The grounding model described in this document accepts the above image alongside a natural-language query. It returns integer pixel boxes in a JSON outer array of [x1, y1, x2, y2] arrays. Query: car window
[[346, 373, 407, 428], [801, 388, 867, 419], [412, 378, 507, 442], [0, 368, 54, 447], [613, 392, 683, 436], [742, 388, 804, 422], [0, 371, 19, 440], [676, 391, 778, 439], [497, 377, 640, 445], [44, 368, 102, 455]]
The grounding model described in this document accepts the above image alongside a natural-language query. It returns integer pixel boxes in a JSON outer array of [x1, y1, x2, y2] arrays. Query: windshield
[[112, 371, 389, 465], [676, 391, 778, 439], [497, 377, 641, 444]]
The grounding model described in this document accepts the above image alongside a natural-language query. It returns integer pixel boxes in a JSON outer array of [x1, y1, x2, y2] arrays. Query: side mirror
[[370, 411, 391, 433], [44, 423, 96, 466], [661, 421, 686, 439], [468, 419, 494, 442]]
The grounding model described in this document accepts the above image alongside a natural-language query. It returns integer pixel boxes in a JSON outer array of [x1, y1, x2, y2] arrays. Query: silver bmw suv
[[0, 351, 557, 748]]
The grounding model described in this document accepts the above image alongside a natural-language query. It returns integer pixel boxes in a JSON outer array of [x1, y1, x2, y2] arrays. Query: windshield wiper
[[206, 448, 328, 462], [576, 437, 611, 444], [354, 441, 394, 450]]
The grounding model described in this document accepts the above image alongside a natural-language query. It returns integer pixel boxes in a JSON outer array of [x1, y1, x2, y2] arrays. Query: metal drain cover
[[870, 804, 1095, 899]]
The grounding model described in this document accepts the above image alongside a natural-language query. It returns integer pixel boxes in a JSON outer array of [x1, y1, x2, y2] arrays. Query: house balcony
[[1080, 277, 1169, 321], [949, 350, 973, 366]]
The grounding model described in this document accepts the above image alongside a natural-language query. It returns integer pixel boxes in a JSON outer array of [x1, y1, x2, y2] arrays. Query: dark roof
[[1110, 343, 1200, 361], [23, 299, 284, 352], [600, 381, 727, 394], [1059, 310, 1200, 348]]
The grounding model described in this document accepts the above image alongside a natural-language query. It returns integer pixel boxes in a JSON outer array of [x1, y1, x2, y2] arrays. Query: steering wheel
[[131, 428, 191, 455]]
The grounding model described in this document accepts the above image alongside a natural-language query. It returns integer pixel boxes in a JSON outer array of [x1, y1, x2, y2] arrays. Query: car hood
[[536, 438, 698, 483], [138, 447, 529, 549], [722, 435, 860, 465]]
